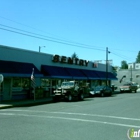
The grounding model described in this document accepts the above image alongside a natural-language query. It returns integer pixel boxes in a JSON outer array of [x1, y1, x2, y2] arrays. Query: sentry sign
[[52, 54, 89, 66]]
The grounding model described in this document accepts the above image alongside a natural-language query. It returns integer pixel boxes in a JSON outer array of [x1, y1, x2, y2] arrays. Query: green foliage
[[136, 51, 140, 63], [121, 60, 128, 69], [71, 52, 78, 59]]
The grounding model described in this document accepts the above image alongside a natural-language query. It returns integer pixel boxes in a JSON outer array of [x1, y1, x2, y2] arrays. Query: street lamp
[[106, 47, 110, 86], [120, 75, 126, 83], [130, 66, 133, 82], [39, 46, 45, 52]]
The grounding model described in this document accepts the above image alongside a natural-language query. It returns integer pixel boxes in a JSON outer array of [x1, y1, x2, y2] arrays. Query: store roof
[[41, 65, 72, 79], [0, 60, 43, 77], [41, 65, 117, 80]]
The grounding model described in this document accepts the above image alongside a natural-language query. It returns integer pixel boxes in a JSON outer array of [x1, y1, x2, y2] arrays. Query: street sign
[[0, 74, 4, 83]]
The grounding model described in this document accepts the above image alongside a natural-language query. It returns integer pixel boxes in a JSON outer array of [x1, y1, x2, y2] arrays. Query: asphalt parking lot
[[0, 91, 140, 140]]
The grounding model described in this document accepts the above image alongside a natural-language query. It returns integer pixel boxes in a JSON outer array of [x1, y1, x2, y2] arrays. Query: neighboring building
[[128, 63, 140, 70], [0, 45, 117, 101], [112, 63, 140, 87]]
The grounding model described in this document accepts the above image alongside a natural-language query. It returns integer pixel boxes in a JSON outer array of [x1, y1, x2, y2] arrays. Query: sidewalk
[[0, 89, 139, 110], [0, 97, 53, 109], [0, 91, 120, 109]]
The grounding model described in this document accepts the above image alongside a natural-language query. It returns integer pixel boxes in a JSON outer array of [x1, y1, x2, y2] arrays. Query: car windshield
[[131, 82, 137, 86], [123, 84, 129, 86], [61, 82, 74, 87], [95, 86, 104, 90]]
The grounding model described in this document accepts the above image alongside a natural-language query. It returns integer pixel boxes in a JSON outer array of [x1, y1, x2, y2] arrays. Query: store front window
[[41, 79, 63, 97], [12, 78, 30, 92], [41, 79, 50, 88]]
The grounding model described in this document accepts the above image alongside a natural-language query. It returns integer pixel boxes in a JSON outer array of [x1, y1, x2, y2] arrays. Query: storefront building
[[0, 45, 117, 101]]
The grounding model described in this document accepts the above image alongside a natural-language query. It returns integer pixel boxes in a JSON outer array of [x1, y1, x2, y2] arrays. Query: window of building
[[22, 78, 30, 89], [12, 78, 30, 89], [41, 79, 50, 87]]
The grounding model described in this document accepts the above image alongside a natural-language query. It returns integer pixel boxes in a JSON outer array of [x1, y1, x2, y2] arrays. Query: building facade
[[112, 63, 140, 88], [128, 63, 140, 70], [0, 45, 117, 101]]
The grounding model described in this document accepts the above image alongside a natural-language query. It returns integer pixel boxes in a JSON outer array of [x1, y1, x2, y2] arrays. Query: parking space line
[[1, 109, 140, 121], [0, 112, 140, 128]]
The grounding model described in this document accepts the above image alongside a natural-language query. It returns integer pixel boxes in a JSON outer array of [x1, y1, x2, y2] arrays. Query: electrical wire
[[0, 26, 106, 51], [0, 17, 106, 50], [0, 26, 136, 64], [0, 18, 138, 63]]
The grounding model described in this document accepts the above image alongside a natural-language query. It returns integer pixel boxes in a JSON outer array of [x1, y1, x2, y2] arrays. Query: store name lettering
[[52, 55, 89, 66]]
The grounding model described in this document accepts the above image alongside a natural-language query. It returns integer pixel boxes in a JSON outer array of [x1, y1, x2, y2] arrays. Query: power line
[[0, 16, 139, 53], [0, 16, 106, 51], [111, 52, 135, 62], [109, 48, 139, 53], [0, 26, 136, 63], [0, 27, 106, 51], [0, 23, 106, 51], [0, 16, 138, 63]]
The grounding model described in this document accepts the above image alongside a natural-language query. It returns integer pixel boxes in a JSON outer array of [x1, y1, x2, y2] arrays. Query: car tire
[[100, 92, 104, 97], [53, 96, 59, 102], [67, 94, 72, 101], [109, 92, 112, 96], [79, 93, 84, 100]]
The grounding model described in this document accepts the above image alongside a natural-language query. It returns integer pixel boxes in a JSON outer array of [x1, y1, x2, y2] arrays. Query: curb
[[0, 105, 13, 109], [0, 98, 53, 109]]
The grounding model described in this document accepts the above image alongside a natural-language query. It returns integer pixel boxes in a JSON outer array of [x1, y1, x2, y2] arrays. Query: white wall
[[135, 63, 140, 69]]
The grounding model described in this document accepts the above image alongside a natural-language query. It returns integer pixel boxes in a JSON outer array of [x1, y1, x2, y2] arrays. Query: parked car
[[90, 85, 112, 97], [53, 81, 90, 101], [111, 84, 117, 91], [89, 87, 95, 96], [119, 82, 138, 93], [135, 82, 139, 89]]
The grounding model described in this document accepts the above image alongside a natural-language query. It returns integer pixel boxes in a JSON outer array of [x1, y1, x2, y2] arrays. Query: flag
[[31, 68, 36, 100], [31, 68, 36, 89]]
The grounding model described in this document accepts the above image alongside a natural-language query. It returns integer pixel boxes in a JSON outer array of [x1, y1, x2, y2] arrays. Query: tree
[[71, 52, 78, 59], [136, 51, 140, 63], [121, 60, 128, 69]]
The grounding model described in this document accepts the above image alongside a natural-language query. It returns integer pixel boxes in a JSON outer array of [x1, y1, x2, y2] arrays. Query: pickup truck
[[119, 82, 138, 93], [53, 81, 90, 101]]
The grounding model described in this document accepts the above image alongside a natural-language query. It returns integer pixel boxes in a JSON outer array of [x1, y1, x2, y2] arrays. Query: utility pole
[[130, 66, 133, 82], [39, 46, 41, 52], [106, 47, 110, 86], [39, 46, 45, 52]]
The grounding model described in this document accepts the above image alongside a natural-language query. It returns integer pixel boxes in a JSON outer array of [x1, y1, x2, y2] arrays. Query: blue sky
[[0, 0, 140, 67]]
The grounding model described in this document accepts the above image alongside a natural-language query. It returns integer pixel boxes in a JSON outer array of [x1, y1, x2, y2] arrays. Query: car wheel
[[79, 93, 84, 100], [53, 96, 59, 102], [135, 90, 137, 93], [101, 92, 104, 97], [109, 92, 112, 96], [67, 94, 72, 101]]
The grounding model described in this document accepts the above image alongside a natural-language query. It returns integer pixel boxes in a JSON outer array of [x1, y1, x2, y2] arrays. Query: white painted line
[[0, 112, 140, 128], [2, 109, 140, 121], [0, 113, 15, 115]]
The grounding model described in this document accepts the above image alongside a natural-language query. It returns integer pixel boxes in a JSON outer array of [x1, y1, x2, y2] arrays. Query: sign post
[[0, 74, 4, 102]]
